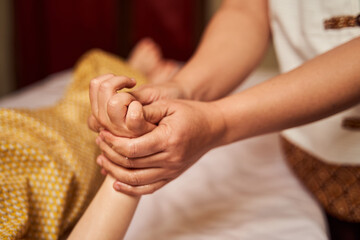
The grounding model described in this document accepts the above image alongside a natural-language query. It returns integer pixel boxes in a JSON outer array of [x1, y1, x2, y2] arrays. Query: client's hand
[[95, 99, 226, 195], [88, 74, 187, 137], [88, 74, 157, 137]]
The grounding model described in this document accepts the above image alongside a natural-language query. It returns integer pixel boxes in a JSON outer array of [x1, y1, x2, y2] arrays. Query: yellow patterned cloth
[[0, 50, 147, 239]]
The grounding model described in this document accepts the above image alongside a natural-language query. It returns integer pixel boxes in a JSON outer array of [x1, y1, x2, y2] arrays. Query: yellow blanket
[[0, 50, 147, 239]]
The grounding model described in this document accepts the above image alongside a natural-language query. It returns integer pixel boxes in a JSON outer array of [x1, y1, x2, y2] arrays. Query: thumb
[[142, 101, 169, 124], [126, 101, 156, 135]]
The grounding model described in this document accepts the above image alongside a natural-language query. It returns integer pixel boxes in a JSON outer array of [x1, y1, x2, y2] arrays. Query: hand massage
[[1, 0, 360, 239]]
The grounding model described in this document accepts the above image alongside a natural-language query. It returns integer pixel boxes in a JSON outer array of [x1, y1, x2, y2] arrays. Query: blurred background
[[0, 0, 277, 98]]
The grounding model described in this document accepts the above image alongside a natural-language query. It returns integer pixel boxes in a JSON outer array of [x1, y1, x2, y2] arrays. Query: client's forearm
[[68, 175, 140, 240]]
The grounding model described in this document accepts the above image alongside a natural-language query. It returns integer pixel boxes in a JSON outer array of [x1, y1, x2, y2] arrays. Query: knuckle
[[113, 139, 124, 150], [167, 155, 183, 169], [126, 141, 137, 158], [167, 134, 181, 148], [111, 139, 122, 152], [90, 78, 101, 89], [107, 97, 120, 109], [99, 81, 112, 91], [127, 172, 140, 186], [114, 170, 124, 181]]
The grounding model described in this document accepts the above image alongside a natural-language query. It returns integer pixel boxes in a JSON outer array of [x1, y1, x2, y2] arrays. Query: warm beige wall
[[205, 0, 278, 71], [0, 0, 15, 97]]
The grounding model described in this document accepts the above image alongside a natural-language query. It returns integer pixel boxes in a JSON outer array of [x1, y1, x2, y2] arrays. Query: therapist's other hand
[[96, 100, 226, 195]]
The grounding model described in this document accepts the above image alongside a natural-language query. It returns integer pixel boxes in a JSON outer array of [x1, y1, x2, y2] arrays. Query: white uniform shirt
[[269, 0, 360, 164]]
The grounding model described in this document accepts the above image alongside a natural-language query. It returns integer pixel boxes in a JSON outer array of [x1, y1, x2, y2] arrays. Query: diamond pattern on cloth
[[0, 49, 147, 239], [281, 136, 360, 222]]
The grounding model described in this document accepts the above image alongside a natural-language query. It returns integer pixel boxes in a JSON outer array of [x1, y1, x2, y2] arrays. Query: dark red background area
[[13, 0, 205, 88], [132, 0, 196, 61]]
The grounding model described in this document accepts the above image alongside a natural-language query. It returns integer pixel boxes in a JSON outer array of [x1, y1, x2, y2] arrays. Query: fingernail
[[95, 136, 102, 144], [114, 181, 125, 191], [130, 78, 136, 83]]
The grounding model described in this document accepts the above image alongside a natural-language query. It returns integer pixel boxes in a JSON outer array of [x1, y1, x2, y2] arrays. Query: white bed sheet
[[0, 69, 328, 240]]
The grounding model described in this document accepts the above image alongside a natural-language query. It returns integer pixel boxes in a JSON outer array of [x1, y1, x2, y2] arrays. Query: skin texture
[[89, 0, 360, 196], [68, 0, 360, 237], [116, 0, 270, 105], [69, 40, 177, 236], [68, 175, 140, 240], [170, 0, 270, 101], [95, 99, 225, 194], [88, 74, 157, 138]]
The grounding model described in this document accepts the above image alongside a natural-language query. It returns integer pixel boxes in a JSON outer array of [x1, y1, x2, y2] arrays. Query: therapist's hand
[[95, 99, 226, 195]]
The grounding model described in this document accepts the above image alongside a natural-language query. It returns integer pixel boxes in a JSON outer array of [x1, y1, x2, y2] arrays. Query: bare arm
[[171, 0, 270, 101], [97, 37, 360, 196], [91, 2, 360, 197], [215, 36, 360, 144], [68, 175, 139, 240]]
